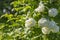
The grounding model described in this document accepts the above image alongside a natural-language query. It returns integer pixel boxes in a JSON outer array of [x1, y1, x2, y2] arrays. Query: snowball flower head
[[51, 25, 59, 33], [48, 20, 57, 29], [35, 1, 45, 12], [48, 8, 58, 17], [25, 18, 36, 27], [48, 20, 59, 33], [42, 27, 50, 34], [38, 18, 49, 27]]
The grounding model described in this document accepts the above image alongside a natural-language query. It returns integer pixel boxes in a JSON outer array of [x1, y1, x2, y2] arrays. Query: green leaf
[[0, 23, 5, 29]]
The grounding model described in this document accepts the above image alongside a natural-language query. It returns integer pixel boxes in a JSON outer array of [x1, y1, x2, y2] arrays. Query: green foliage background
[[0, 0, 60, 40]]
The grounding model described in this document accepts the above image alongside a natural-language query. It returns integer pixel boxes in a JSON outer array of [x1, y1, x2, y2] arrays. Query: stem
[[43, 34, 48, 40]]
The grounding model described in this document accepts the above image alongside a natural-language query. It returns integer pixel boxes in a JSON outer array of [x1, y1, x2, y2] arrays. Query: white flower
[[48, 20, 59, 33], [51, 25, 59, 33], [48, 20, 57, 29], [25, 18, 36, 27], [48, 8, 58, 17], [38, 18, 49, 27], [42, 27, 50, 34], [3, 9, 6, 13], [35, 1, 45, 12]]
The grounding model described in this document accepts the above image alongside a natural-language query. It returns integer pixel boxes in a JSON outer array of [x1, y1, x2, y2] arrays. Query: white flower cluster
[[25, 18, 36, 34], [25, 17, 59, 34], [25, 18, 36, 27], [48, 20, 59, 33], [25, 1, 59, 35], [38, 18, 49, 27], [35, 1, 45, 12], [34, 1, 59, 34], [48, 8, 58, 17], [38, 18, 59, 34], [35, 2, 58, 17]]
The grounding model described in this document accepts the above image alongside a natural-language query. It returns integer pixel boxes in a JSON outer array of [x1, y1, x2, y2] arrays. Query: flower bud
[[35, 1, 45, 12], [42, 27, 50, 34]]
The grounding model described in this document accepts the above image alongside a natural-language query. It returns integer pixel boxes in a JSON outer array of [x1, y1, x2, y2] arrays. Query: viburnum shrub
[[0, 0, 60, 40]]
